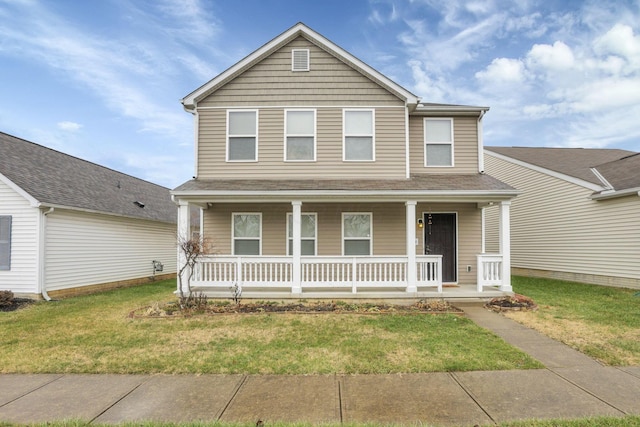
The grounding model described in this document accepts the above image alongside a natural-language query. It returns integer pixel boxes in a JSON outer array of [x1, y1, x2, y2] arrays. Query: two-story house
[[171, 23, 517, 299]]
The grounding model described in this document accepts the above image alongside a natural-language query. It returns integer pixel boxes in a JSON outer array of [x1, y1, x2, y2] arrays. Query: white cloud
[[475, 57, 526, 84], [57, 121, 82, 132], [526, 41, 575, 71]]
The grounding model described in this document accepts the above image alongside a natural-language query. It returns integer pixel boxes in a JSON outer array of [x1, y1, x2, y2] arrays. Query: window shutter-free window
[[344, 110, 374, 161], [285, 110, 315, 161], [228, 111, 257, 161], [343, 213, 372, 256], [425, 118, 454, 167], [233, 213, 261, 255], [0, 216, 11, 270], [287, 213, 317, 255]]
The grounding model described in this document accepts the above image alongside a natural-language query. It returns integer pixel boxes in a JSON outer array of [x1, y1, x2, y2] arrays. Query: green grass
[[0, 280, 541, 374], [508, 276, 640, 365]]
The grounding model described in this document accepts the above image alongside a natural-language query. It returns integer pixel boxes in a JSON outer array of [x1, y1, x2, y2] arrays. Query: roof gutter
[[591, 187, 640, 200]]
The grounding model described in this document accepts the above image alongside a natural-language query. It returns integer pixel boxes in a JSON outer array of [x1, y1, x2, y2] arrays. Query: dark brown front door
[[424, 213, 457, 283]]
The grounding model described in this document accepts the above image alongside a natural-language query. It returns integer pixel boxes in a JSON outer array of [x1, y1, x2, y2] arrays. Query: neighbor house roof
[[172, 174, 517, 203], [485, 146, 639, 199], [181, 22, 421, 110], [0, 132, 176, 223]]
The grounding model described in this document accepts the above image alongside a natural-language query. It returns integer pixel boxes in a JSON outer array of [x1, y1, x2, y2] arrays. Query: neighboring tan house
[[0, 132, 177, 299], [171, 23, 518, 299], [485, 146, 640, 289]]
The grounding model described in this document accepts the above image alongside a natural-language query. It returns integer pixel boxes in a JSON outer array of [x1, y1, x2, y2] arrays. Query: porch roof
[[172, 173, 518, 203]]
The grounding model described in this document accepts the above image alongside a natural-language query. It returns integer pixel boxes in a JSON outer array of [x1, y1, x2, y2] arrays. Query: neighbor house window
[[424, 118, 454, 167], [0, 216, 11, 270], [285, 110, 316, 161], [342, 213, 372, 255], [343, 109, 374, 161], [286, 213, 317, 255], [232, 213, 261, 255], [227, 110, 258, 161]]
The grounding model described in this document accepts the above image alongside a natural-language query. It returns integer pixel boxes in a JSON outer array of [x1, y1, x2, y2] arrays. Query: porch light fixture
[[417, 218, 423, 228]]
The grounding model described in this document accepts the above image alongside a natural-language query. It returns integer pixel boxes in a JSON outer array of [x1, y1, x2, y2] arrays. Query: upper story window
[[292, 49, 310, 71], [343, 109, 375, 161], [286, 213, 317, 255], [0, 216, 11, 270], [424, 118, 454, 167], [285, 110, 316, 161], [227, 110, 258, 162], [232, 213, 261, 255]]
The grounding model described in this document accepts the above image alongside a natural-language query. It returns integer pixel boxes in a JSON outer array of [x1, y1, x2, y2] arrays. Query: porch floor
[[189, 284, 509, 302]]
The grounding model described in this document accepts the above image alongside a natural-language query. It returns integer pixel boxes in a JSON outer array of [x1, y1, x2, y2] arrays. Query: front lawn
[[0, 280, 540, 374], [507, 276, 640, 365]]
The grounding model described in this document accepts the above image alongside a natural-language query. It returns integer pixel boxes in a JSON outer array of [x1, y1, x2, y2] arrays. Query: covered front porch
[[175, 187, 515, 299]]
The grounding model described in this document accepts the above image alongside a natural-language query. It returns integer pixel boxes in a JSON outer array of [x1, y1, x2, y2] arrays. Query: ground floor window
[[287, 213, 317, 255], [232, 213, 261, 255], [0, 216, 11, 270], [342, 213, 372, 255]]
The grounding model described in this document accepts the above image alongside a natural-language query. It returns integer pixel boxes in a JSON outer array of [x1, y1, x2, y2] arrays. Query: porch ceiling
[[172, 173, 519, 204]]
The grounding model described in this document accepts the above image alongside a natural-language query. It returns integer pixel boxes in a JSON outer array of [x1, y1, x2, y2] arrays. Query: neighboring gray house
[[484, 146, 640, 289], [0, 132, 177, 299]]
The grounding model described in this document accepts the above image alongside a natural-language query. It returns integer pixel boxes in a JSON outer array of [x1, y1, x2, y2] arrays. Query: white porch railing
[[476, 254, 504, 292], [192, 255, 443, 293]]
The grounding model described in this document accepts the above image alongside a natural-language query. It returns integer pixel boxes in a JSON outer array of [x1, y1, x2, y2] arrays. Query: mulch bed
[[0, 291, 35, 312], [485, 294, 538, 312], [129, 299, 464, 318]]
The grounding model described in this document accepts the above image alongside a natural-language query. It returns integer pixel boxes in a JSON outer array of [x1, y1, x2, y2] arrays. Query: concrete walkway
[[1, 303, 639, 426]]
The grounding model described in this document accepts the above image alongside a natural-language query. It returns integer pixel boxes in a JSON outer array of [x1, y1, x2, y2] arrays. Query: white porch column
[[405, 201, 417, 293], [177, 200, 191, 295], [291, 201, 302, 294], [498, 200, 513, 292]]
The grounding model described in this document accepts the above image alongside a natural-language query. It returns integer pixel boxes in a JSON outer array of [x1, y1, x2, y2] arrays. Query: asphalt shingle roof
[[0, 132, 176, 224], [173, 173, 515, 193], [485, 146, 637, 188]]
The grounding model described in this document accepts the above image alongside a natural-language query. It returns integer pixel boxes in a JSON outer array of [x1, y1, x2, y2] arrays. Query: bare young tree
[[177, 235, 211, 303]]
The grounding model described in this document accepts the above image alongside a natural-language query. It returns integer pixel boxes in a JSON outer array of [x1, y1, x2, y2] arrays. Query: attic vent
[[134, 201, 145, 208], [292, 49, 309, 72]]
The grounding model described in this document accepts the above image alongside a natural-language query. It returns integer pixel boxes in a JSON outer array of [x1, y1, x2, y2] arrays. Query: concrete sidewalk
[[1, 304, 639, 426]]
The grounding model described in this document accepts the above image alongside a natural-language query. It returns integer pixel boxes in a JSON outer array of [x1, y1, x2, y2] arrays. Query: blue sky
[[1, 0, 639, 189]]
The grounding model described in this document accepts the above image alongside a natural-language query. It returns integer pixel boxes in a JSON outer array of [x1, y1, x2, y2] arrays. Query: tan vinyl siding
[[0, 180, 39, 295], [409, 116, 479, 174], [45, 209, 177, 292], [203, 202, 481, 285], [199, 37, 403, 107], [485, 153, 640, 284], [197, 107, 406, 179]]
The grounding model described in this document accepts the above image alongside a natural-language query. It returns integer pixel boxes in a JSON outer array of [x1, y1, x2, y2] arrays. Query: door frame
[[421, 211, 458, 284]]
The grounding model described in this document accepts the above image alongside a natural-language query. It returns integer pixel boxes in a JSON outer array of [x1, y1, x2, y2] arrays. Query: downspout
[[477, 109, 486, 174], [39, 207, 54, 301], [405, 103, 410, 179]]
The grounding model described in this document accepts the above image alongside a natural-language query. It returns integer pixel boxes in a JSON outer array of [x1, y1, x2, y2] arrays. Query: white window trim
[[284, 109, 317, 162], [226, 109, 259, 162], [424, 117, 454, 168], [286, 212, 318, 256], [291, 49, 310, 72], [343, 109, 375, 162], [231, 212, 262, 255], [341, 212, 373, 256]]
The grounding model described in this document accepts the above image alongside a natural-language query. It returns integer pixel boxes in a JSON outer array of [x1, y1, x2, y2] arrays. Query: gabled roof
[[592, 153, 640, 192], [0, 132, 176, 224], [485, 146, 635, 186], [181, 22, 420, 110]]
